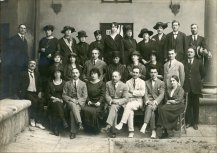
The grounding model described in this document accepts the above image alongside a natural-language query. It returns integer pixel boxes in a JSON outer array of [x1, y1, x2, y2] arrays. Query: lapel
[[169, 59, 178, 70], [60, 37, 72, 51]]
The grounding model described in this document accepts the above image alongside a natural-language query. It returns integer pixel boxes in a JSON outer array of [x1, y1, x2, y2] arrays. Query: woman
[[64, 53, 83, 81], [146, 51, 163, 80], [89, 30, 104, 60], [38, 25, 58, 92], [82, 68, 106, 133], [47, 68, 68, 136], [49, 52, 64, 79], [137, 28, 155, 65], [104, 22, 124, 65], [123, 25, 137, 65], [158, 75, 185, 138]]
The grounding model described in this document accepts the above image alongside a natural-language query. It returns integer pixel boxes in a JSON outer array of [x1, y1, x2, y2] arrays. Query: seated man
[[101, 71, 128, 138], [19, 60, 45, 129], [115, 66, 146, 138], [140, 66, 165, 138], [62, 68, 87, 139]]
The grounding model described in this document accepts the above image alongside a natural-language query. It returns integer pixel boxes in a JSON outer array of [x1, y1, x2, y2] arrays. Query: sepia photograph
[[0, 0, 216, 152]]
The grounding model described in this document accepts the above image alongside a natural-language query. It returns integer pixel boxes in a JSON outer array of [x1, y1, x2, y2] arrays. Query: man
[[19, 60, 45, 129], [187, 24, 211, 59], [152, 22, 168, 64], [2, 24, 29, 98], [115, 66, 145, 138], [140, 66, 165, 138], [83, 48, 107, 81], [164, 20, 187, 62], [58, 26, 77, 65], [106, 51, 128, 82], [62, 68, 87, 139], [183, 47, 205, 130], [164, 49, 185, 87], [101, 71, 128, 138]]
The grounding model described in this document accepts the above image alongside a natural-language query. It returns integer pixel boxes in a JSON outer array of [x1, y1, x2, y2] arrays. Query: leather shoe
[[193, 124, 198, 130], [159, 132, 169, 139], [108, 133, 116, 138], [70, 133, 76, 139]]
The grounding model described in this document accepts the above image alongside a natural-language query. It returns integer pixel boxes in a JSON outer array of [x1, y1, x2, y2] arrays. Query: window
[[101, 0, 132, 3]]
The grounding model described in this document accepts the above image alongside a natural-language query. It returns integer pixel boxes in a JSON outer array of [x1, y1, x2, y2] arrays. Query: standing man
[[164, 49, 185, 87], [115, 66, 145, 138], [83, 48, 107, 82], [187, 24, 211, 59], [152, 22, 168, 64], [19, 60, 45, 129], [140, 66, 165, 139], [62, 68, 87, 139], [183, 47, 205, 130], [2, 24, 29, 98], [101, 71, 128, 138], [164, 20, 187, 62]]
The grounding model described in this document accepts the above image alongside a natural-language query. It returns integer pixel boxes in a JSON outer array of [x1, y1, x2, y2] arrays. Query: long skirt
[[158, 103, 185, 130]]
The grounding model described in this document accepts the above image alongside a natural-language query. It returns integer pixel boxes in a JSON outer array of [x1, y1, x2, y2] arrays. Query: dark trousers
[[186, 92, 199, 125], [26, 92, 44, 123]]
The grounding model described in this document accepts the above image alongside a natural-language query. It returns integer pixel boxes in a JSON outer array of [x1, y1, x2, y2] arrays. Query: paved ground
[[0, 125, 216, 153]]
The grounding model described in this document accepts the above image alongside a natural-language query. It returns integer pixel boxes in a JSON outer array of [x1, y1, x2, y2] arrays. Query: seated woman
[[64, 53, 83, 81], [158, 75, 185, 139], [82, 68, 106, 133], [47, 68, 68, 136]]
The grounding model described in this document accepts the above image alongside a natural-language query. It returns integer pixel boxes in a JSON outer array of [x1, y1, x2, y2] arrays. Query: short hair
[[28, 60, 36, 65], [191, 23, 198, 28], [171, 75, 179, 83], [111, 22, 118, 28], [112, 70, 121, 76], [52, 69, 63, 79], [92, 48, 101, 54], [187, 47, 196, 54], [168, 48, 176, 53], [149, 65, 158, 72], [90, 68, 101, 77], [18, 24, 26, 28], [132, 66, 141, 73], [172, 20, 180, 26], [150, 50, 159, 60], [72, 68, 80, 73]]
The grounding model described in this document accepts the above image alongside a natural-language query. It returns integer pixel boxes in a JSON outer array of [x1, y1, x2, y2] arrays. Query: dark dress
[[89, 40, 104, 59], [106, 63, 128, 82], [123, 36, 137, 65], [104, 34, 124, 64], [82, 80, 106, 132], [63, 64, 83, 81], [49, 63, 64, 79], [38, 37, 59, 91], [158, 86, 185, 130], [145, 62, 163, 80], [137, 39, 155, 63], [47, 80, 66, 129], [76, 42, 89, 66]]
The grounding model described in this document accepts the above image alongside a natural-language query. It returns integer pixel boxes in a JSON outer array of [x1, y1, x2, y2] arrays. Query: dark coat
[[58, 37, 77, 65], [89, 40, 104, 59], [19, 70, 41, 98], [104, 34, 124, 64], [76, 42, 89, 66], [5, 34, 29, 71], [164, 31, 187, 61], [152, 33, 167, 63], [183, 58, 205, 94], [123, 37, 137, 65], [137, 39, 155, 62]]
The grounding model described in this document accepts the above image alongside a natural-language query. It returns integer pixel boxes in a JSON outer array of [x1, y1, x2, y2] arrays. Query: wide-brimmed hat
[[112, 51, 121, 58], [68, 52, 77, 58], [138, 28, 153, 38], [153, 22, 168, 30], [94, 30, 102, 36], [43, 25, 54, 31], [61, 26, 75, 34], [131, 51, 141, 57], [77, 30, 88, 38]]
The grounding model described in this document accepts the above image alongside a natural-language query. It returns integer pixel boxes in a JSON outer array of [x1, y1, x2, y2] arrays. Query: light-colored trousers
[[144, 105, 156, 130], [120, 100, 143, 132]]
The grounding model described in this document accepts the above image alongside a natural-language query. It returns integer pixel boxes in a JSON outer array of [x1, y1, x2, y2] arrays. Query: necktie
[[21, 35, 25, 41], [133, 79, 136, 89], [169, 61, 172, 68], [113, 83, 117, 91], [93, 60, 96, 65], [67, 38, 71, 43], [73, 80, 77, 92], [29, 71, 33, 78]]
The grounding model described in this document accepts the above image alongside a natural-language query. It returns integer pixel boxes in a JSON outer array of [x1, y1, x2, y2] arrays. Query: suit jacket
[[89, 40, 104, 59], [83, 59, 107, 81], [105, 81, 128, 105], [165, 85, 184, 104], [76, 42, 89, 66], [164, 31, 187, 61], [186, 35, 207, 59], [6, 34, 28, 70], [58, 37, 77, 65], [19, 70, 41, 98], [62, 79, 88, 106], [164, 59, 185, 87], [126, 78, 145, 103], [183, 58, 205, 94], [152, 33, 167, 63], [145, 78, 165, 104]]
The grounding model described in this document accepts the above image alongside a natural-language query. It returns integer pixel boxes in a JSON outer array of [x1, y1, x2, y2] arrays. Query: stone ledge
[[0, 99, 31, 123], [199, 97, 217, 105]]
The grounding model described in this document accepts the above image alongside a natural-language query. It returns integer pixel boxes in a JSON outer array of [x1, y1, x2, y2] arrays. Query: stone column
[[202, 0, 217, 95]]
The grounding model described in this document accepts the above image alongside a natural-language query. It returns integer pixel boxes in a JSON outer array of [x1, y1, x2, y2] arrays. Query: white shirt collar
[[173, 31, 179, 35], [18, 33, 24, 38]]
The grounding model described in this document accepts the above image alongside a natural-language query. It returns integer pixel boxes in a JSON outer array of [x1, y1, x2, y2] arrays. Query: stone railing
[[0, 99, 31, 145]]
